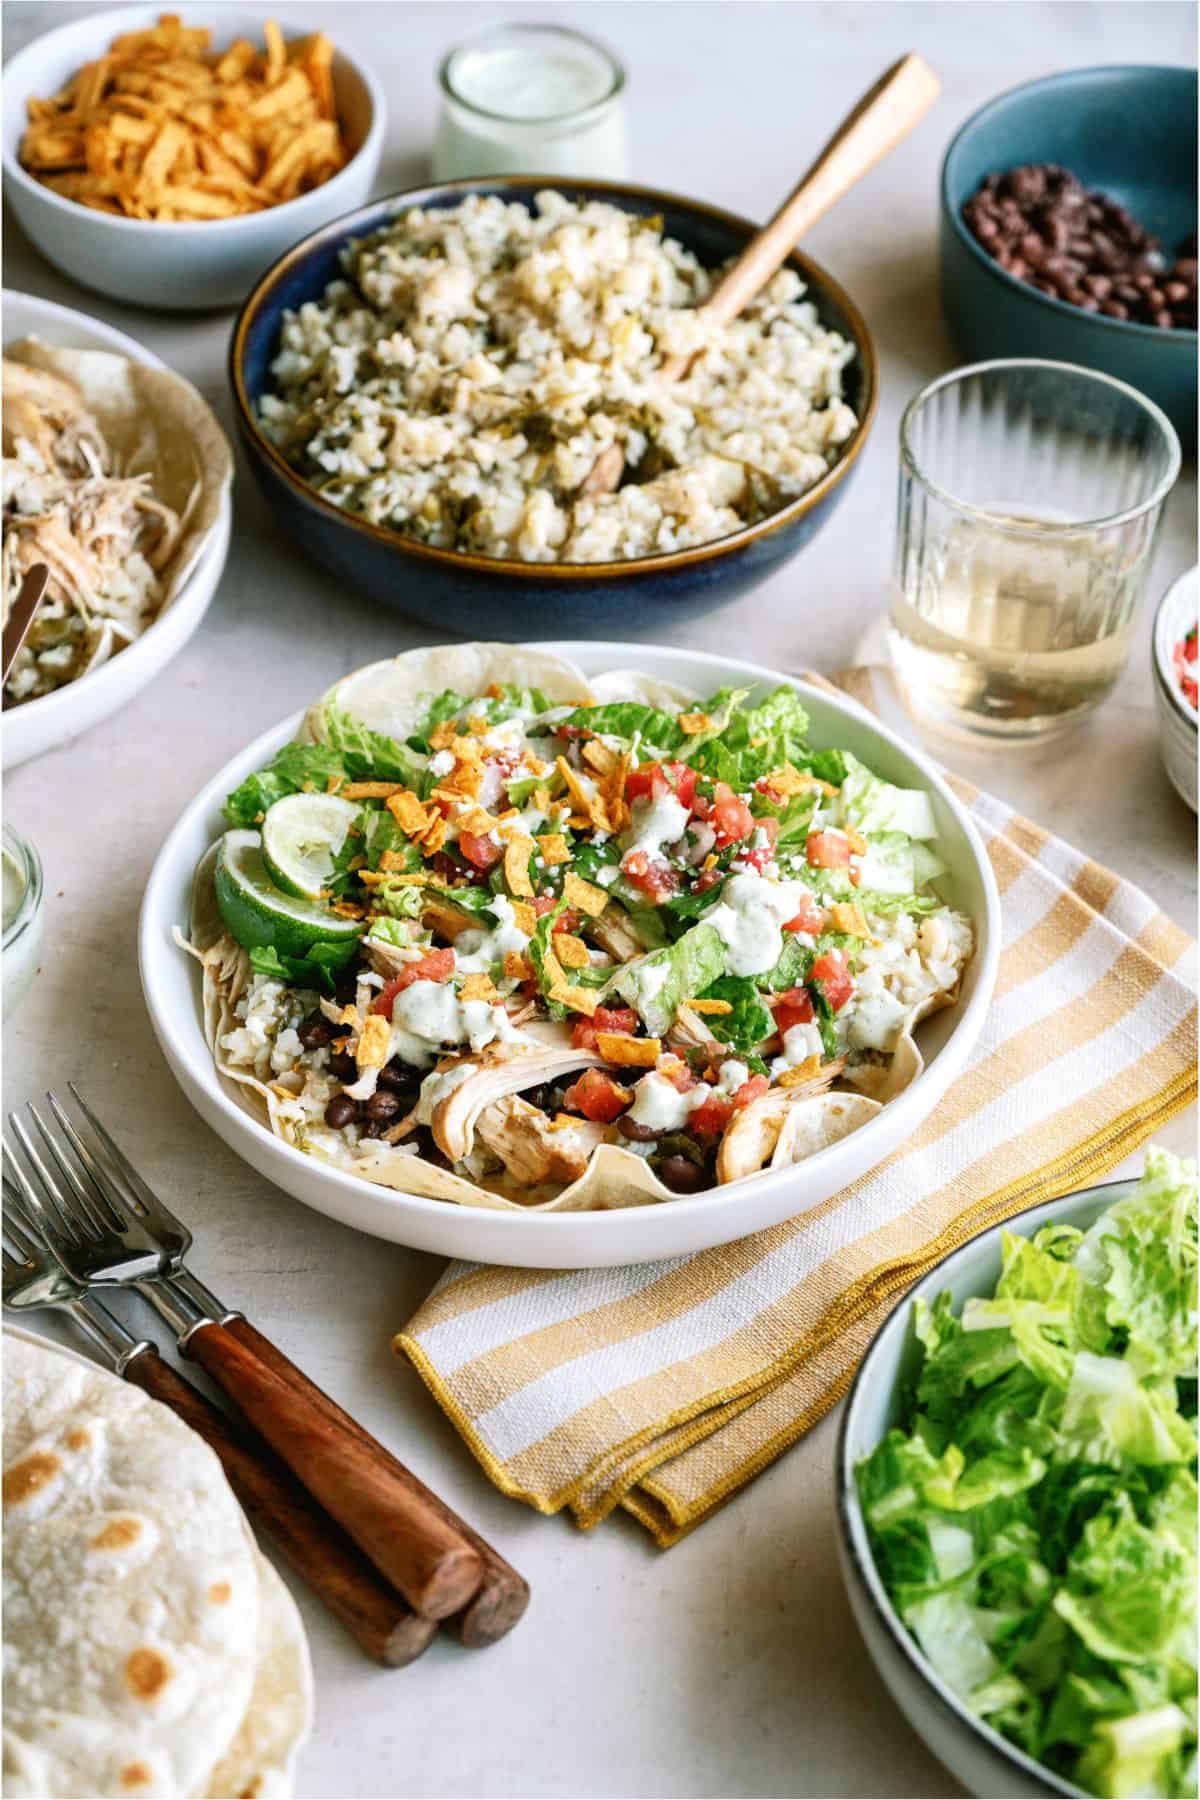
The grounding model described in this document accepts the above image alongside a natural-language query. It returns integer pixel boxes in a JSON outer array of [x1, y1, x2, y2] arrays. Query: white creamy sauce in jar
[[1, 831, 43, 1014], [2, 848, 25, 933], [433, 24, 627, 181]]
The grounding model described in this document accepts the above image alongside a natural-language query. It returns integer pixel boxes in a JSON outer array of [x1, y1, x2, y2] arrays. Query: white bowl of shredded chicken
[[2, 290, 233, 770]]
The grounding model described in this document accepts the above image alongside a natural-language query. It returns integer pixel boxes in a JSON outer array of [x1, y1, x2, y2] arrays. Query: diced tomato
[[772, 986, 814, 1035], [551, 908, 581, 936], [571, 1005, 640, 1051], [625, 761, 698, 809], [712, 782, 755, 847], [783, 894, 826, 936], [694, 866, 724, 892], [691, 792, 713, 820], [555, 724, 591, 740], [622, 849, 681, 902], [459, 830, 503, 870], [533, 895, 557, 916], [732, 1073, 769, 1109], [806, 829, 851, 868], [370, 947, 456, 1015], [810, 948, 853, 1012], [563, 1067, 631, 1123], [658, 1057, 698, 1093], [688, 1091, 734, 1138]]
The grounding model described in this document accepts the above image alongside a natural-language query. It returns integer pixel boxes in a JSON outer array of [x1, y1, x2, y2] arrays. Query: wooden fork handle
[[123, 1347, 435, 1667], [227, 1316, 530, 1647], [184, 1321, 482, 1620]]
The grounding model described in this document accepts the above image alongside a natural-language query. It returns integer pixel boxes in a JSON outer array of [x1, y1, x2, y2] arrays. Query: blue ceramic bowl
[[940, 66, 1197, 449], [229, 177, 877, 637]]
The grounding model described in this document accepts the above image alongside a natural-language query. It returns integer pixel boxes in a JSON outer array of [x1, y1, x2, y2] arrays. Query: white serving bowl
[[1152, 565, 1198, 814], [836, 1180, 1128, 1800], [2, 7, 385, 311], [2, 290, 233, 769], [139, 642, 1001, 1268]]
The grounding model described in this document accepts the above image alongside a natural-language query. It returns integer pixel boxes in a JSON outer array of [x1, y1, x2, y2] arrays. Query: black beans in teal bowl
[[229, 177, 878, 639], [940, 66, 1197, 449]]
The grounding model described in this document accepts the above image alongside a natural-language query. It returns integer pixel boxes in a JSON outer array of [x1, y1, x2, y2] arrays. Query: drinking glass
[[890, 360, 1180, 741]]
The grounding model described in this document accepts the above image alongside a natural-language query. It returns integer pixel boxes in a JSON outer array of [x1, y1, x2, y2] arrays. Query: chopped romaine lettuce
[[224, 744, 349, 828], [607, 922, 726, 1036], [248, 939, 358, 992], [856, 1150, 1198, 1799], [840, 753, 938, 840], [697, 976, 773, 1052], [319, 704, 426, 786]]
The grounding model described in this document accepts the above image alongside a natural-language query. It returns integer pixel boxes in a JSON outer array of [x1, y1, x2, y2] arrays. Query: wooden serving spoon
[[582, 52, 940, 497]]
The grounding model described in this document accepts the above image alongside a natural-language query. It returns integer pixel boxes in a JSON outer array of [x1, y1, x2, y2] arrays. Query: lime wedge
[[261, 792, 360, 900], [214, 830, 362, 958]]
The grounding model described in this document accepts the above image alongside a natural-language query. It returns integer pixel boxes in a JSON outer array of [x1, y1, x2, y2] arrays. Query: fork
[[1, 1187, 436, 1667], [16, 1087, 528, 1648], [6, 1091, 484, 1623]]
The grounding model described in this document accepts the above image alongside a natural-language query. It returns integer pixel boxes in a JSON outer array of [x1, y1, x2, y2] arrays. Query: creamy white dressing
[[2, 849, 25, 933], [627, 1071, 711, 1133], [427, 748, 455, 778], [715, 1059, 750, 1095], [707, 869, 809, 978], [771, 1021, 824, 1079], [620, 791, 690, 863], [389, 978, 527, 1066], [845, 987, 912, 1053], [453, 894, 531, 975]]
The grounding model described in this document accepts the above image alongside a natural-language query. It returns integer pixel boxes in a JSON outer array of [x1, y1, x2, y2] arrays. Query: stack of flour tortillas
[[2, 1331, 312, 1800]]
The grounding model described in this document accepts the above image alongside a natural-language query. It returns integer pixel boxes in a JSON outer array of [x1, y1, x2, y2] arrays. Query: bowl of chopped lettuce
[[838, 1149, 1198, 1800], [140, 640, 999, 1266]]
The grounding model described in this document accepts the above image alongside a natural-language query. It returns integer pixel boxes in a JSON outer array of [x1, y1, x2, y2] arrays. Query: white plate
[[1151, 565, 1198, 815], [2, 290, 233, 769], [836, 1181, 1124, 1798], [139, 643, 1002, 1268], [2, 7, 385, 311]]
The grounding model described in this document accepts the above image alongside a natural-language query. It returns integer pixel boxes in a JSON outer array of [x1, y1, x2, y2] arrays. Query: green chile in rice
[[258, 191, 859, 563]]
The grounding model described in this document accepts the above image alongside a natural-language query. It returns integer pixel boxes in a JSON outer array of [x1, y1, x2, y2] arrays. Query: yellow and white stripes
[[396, 676, 1197, 1546]]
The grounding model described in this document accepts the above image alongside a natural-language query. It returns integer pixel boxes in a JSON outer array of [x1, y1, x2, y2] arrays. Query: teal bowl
[[940, 66, 1197, 449], [230, 178, 877, 638]]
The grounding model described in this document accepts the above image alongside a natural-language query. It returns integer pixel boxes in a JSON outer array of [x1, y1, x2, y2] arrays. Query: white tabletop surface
[[4, 4, 1197, 1796]]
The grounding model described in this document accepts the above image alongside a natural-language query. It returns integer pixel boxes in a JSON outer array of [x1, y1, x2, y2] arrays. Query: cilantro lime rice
[[257, 191, 858, 563], [184, 648, 973, 1212], [857, 1149, 1199, 1799]]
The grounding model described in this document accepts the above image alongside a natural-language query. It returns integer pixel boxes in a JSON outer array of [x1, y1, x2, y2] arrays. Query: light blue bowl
[[940, 67, 1197, 449]]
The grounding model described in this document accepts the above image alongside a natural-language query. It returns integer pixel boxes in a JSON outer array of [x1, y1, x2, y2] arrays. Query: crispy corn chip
[[510, 901, 537, 936], [685, 997, 733, 1016], [562, 872, 609, 918], [355, 1014, 391, 1070], [18, 16, 349, 221], [581, 738, 618, 776], [503, 951, 533, 981], [503, 834, 535, 898], [777, 1057, 821, 1087], [536, 832, 570, 866], [829, 901, 868, 937], [459, 973, 499, 1004], [845, 826, 868, 855], [551, 983, 599, 1017], [678, 711, 711, 735], [554, 933, 590, 970], [337, 780, 402, 800], [541, 949, 566, 991], [419, 814, 448, 856], [386, 790, 431, 835], [595, 1032, 661, 1067]]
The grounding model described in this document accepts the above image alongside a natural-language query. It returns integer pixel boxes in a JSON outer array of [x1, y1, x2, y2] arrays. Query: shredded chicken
[[474, 1094, 607, 1186], [2, 360, 189, 705]]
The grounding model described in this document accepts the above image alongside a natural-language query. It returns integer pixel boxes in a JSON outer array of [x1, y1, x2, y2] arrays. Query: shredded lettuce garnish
[[857, 1149, 1198, 1799]]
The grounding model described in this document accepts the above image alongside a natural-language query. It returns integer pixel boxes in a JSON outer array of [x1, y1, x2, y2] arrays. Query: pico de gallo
[[1173, 624, 1197, 712], [192, 659, 973, 1205]]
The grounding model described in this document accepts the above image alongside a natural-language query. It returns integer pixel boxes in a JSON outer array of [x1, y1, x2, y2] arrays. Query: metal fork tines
[[2, 1181, 152, 1372], [5, 1088, 227, 1336]]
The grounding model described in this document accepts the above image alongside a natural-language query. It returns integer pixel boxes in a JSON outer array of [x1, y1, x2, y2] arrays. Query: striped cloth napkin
[[395, 669, 1197, 1547]]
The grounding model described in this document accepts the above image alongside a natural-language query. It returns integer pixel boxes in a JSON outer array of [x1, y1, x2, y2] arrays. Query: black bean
[[1100, 300, 1130, 320], [1165, 281, 1191, 304], [377, 1059, 420, 1094], [365, 1089, 402, 1122], [361, 1119, 386, 1139], [324, 1094, 358, 1129], [327, 1050, 357, 1082], [656, 1156, 709, 1194], [618, 1115, 660, 1143], [1082, 273, 1113, 299], [297, 1010, 335, 1051], [1153, 309, 1175, 329]]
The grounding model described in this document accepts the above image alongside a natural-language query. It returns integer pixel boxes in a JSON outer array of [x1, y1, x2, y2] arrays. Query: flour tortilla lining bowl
[[2, 1325, 311, 1800]]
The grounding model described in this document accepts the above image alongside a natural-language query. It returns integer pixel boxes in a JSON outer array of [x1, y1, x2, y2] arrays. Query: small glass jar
[[432, 22, 627, 182], [3, 823, 44, 1015]]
